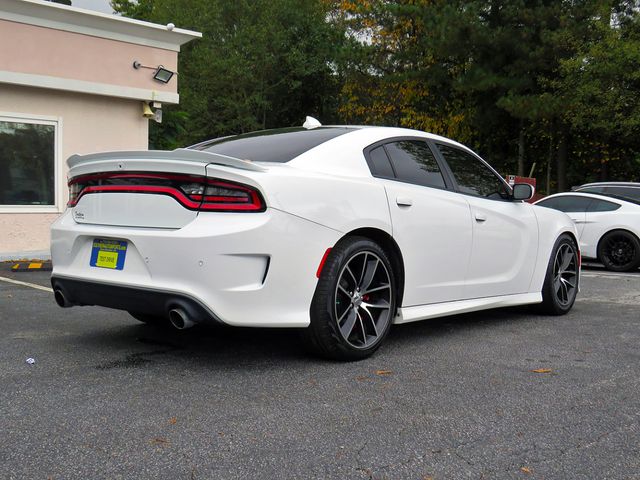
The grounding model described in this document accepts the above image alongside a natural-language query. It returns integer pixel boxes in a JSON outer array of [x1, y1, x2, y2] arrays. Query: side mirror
[[512, 183, 535, 201]]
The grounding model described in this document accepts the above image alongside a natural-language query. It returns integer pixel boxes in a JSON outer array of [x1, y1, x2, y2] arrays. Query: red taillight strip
[[68, 172, 203, 185], [72, 185, 202, 209], [67, 172, 266, 212]]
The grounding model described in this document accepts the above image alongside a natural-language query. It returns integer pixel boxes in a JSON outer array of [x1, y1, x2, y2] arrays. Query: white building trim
[[0, 70, 180, 104], [0, 0, 201, 52]]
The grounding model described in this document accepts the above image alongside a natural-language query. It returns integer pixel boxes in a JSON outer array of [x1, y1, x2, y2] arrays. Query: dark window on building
[[367, 146, 395, 178], [190, 127, 356, 163], [436, 144, 510, 200], [384, 140, 446, 189], [0, 120, 55, 206]]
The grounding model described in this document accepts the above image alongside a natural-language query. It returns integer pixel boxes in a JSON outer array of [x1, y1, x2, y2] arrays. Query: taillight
[[67, 172, 265, 212], [194, 180, 264, 211]]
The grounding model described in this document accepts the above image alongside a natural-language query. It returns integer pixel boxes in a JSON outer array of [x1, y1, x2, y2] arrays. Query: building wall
[[0, 19, 179, 95], [0, 84, 148, 255]]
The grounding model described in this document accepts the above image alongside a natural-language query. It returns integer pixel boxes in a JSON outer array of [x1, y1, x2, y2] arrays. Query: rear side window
[[587, 199, 620, 212], [537, 196, 592, 212], [190, 127, 355, 163], [436, 144, 510, 200], [384, 141, 446, 189], [368, 146, 395, 178]]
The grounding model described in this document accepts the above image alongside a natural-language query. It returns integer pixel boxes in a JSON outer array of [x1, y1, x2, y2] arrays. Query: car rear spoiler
[[67, 148, 268, 172]]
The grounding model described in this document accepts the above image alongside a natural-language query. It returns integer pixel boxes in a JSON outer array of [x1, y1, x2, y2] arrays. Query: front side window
[[436, 144, 510, 200], [0, 119, 56, 207], [536, 196, 592, 213], [383, 140, 446, 189]]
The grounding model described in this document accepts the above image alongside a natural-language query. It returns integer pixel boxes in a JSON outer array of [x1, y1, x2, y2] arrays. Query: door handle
[[396, 196, 413, 207], [475, 213, 487, 222]]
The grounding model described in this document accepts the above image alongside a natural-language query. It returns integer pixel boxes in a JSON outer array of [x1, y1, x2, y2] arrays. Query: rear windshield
[[190, 127, 356, 163]]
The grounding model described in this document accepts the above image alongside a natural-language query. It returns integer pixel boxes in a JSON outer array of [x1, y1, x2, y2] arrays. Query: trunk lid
[[67, 149, 267, 228]]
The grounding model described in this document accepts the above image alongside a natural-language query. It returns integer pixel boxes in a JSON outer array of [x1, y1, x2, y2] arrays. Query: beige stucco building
[[0, 0, 200, 259]]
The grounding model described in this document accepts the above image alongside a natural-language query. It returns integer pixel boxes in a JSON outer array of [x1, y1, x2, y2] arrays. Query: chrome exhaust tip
[[54, 289, 71, 308], [168, 308, 195, 330]]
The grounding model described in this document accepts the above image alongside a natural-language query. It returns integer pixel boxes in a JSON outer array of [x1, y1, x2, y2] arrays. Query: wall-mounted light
[[133, 60, 176, 84]]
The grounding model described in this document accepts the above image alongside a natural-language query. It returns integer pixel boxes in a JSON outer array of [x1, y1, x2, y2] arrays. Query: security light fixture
[[132, 60, 176, 84], [153, 66, 174, 84]]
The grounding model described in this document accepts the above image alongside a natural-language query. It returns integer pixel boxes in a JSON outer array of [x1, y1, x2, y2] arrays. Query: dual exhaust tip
[[167, 308, 195, 330], [54, 288, 195, 330]]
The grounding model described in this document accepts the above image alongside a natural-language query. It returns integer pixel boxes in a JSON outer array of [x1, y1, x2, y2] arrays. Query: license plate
[[90, 239, 127, 270]]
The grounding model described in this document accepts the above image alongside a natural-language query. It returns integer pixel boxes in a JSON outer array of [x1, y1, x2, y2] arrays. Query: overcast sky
[[72, 0, 114, 14]]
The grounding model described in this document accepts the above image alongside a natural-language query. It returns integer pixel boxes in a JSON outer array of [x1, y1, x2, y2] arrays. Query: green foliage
[[112, 0, 344, 146], [113, 0, 640, 188], [334, 0, 640, 190]]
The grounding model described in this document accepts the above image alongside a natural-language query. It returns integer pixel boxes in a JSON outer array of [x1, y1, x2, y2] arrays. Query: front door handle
[[475, 213, 487, 222], [396, 196, 413, 207]]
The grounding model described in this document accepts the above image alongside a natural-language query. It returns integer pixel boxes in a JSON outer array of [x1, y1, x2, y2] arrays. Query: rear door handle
[[396, 196, 413, 207], [475, 213, 487, 222]]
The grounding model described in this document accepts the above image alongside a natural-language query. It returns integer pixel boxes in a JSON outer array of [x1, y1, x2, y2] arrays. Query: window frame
[[432, 141, 514, 202], [0, 112, 63, 214], [363, 136, 455, 190]]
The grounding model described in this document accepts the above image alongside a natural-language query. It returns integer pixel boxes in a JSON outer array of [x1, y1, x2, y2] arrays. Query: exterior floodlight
[[132, 60, 176, 84], [153, 66, 174, 84]]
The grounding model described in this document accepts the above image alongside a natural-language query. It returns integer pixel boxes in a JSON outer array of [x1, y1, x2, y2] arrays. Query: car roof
[[189, 125, 481, 178], [537, 191, 640, 207], [575, 182, 640, 188]]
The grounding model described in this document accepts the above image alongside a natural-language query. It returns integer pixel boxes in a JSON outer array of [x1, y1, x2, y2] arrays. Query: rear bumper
[[51, 277, 224, 325], [50, 208, 341, 327]]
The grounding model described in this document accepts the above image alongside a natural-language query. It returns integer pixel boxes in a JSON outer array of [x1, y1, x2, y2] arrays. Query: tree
[[112, 0, 345, 147]]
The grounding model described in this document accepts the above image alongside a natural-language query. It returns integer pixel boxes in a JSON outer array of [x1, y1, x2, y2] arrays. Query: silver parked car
[[573, 182, 640, 203]]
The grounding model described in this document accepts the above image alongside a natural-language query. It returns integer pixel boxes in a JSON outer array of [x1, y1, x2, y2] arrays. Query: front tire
[[539, 234, 579, 315], [302, 236, 396, 361], [597, 230, 640, 272]]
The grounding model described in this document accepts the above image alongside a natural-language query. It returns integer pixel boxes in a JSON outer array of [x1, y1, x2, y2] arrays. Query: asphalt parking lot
[[1, 265, 638, 480]]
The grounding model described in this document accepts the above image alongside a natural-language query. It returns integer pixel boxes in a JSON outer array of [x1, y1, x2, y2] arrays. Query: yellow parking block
[[10, 261, 52, 272]]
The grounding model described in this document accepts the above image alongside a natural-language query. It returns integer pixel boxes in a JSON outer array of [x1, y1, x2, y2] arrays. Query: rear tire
[[302, 236, 396, 361], [597, 230, 640, 272], [539, 234, 579, 315]]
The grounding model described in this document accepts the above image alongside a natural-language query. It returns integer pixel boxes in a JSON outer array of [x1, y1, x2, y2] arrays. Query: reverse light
[[67, 172, 265, 212]]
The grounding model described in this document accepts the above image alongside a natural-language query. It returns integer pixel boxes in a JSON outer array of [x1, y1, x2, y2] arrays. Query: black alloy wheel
[[303, 236, 396, 361], [334, 251, 393, 349], [552, 243, 579, 308], [598, 230, 640, 272], [540, 234, 579, 315]]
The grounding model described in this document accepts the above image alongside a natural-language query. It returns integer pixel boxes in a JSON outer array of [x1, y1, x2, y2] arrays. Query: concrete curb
[[0, 251, 51, 262]]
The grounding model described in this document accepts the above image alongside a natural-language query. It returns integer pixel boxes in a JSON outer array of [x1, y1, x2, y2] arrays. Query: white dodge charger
[[51, 124, 579, 360]]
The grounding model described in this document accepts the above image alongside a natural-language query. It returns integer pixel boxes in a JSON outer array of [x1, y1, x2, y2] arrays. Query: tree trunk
[[557, 126, 568, 192], [546, 122, 554, 195], [517, 121, 525, 176]]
